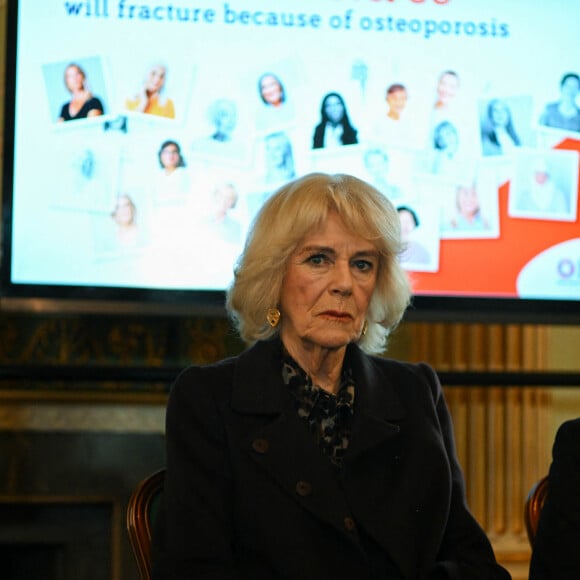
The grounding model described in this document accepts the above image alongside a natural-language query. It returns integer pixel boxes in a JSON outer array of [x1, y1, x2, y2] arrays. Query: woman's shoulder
[[59, 102, 70, 118], [169, 356, 238, 401], [86, 95, 103, 107], [554, 418, 580, 451], [174, 356, 237, 385], [164, 357, 242, 430], [168, 340, 280, 410], [171, 340, 275, 391]]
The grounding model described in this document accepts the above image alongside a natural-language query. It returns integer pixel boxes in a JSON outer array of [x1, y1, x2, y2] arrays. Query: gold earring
[[266, 308, 281, 328], [361, 320, 368, 337]]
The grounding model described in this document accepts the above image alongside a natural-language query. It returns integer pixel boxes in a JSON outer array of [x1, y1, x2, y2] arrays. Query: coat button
[[295, 481, 312, 497], [343, 516, 357, 532], [251, 438, 269, 454]]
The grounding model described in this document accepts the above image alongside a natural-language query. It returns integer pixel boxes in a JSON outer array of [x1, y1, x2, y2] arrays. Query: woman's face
[[65, 66, 85, 92], [533, 170, 548, 185], [398, 210, 416, 241], [160, 143, 180, 170], [324, 95, 345, 124], [489, 101, 509, 127], [214, 184, 238, 212], [386, 89, 407, 115], [457, 185, 479, 216], [113, 196, 135, 226], [436, 124, 459, 151], [214, 103, 237, 133], [146, 66, 166, 92], [436, 73, 459, 105], [260, 75, 283, 106], [279, 211, 378, 352], [531, 157, 550, 185]]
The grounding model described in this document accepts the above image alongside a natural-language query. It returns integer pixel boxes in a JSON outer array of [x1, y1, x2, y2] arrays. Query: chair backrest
[[126, 468, 165, 580], [524, 475, 549, 545]]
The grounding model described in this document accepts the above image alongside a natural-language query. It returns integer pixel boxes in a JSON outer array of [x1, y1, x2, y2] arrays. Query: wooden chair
[[126, 468, 165, 580], [524, 475, 549, 545]]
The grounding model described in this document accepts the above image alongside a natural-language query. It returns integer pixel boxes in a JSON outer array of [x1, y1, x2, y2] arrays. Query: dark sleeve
[[59, 102, 69, 121], [87, 96, 104, 114], [529, 418, 580, 580], [342, 124, 358, 145], [417, 364, 511, 580], [312, 123, 324, 148], [151, 366, 238, 580]]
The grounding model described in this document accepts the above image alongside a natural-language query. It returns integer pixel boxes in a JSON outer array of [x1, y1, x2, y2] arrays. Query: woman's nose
[[330, 262, 353, 295]]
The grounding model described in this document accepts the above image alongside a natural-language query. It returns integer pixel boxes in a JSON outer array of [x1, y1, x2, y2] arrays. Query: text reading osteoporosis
[[63, 2, 510, 40]]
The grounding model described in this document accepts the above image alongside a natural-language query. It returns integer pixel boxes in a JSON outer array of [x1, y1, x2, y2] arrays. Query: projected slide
[[7, 0, 580, 300]]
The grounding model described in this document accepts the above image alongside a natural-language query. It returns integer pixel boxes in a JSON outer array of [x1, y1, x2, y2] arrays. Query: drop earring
[[361, 320, 368, 337], [266, 308, 281, 328]]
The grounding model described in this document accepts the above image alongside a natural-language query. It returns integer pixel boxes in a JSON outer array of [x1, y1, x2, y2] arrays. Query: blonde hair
[[64, 63, 88, 93], [226, 173, 411, 354]]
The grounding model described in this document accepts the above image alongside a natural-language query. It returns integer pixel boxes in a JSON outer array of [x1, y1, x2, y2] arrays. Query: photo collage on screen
[[22, 1, 580, 292]]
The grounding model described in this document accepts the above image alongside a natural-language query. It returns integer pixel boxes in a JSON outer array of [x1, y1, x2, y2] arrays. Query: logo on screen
[[557, 259, 580, 280]]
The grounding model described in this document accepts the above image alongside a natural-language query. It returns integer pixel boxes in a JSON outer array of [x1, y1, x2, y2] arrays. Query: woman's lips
[[320, 310, 353, 320]]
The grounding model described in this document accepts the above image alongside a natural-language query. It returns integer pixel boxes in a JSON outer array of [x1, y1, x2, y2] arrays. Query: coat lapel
[[230, 339, 362, 545], [344, 348, 419, 579], [346, 346, 406, 462], [229, 340, 422, 576]]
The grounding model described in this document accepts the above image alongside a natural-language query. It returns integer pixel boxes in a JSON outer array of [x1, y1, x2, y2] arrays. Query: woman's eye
[[306, 253, 328, 266], [353, 260, 373, 272]]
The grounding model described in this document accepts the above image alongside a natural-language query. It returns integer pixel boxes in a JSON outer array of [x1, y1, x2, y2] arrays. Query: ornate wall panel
[[0, 313, 244, 399], [400, 322, 551, 579]]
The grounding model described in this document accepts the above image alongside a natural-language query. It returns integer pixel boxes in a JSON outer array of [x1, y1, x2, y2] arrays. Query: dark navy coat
[[152, 338, 509, 580]]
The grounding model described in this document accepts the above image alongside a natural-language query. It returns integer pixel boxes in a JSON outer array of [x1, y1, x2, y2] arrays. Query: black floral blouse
[[282, 350, 355, 467]]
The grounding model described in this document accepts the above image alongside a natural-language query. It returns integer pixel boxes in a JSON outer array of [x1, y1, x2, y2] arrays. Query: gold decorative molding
[[0, 401, 165, 433], [0, 313, 243, 399]]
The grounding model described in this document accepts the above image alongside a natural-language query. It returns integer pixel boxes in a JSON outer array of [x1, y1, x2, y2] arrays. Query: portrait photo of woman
[[52, 130, 117, 213], [264, 131, 296, 184], [539, 72, 580, 133], [110, 193, 140, 247], [207, 99, 238, 143], [510, 150, 578, 220], [312, 92, 359, 149], [153, 139, 191, 201], [433, 70, 460, 113], [444, 182, 490, 233], [258, 72, 286, 108], [126, 63, 175, 119], [480, 98, 521, 156], [57, 62, 105, 122], [397, 204, 432, 267], [92, 191, 151, 257], [430, 120, 460, 176], [255, 69, 297, 131], [192, 99, 249, 163], [205, 182, 243, 245]]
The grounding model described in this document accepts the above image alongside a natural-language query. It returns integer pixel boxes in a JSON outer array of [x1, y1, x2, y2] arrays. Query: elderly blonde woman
[[152, 173, 509, 580], [126, 63, 175, 118]]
